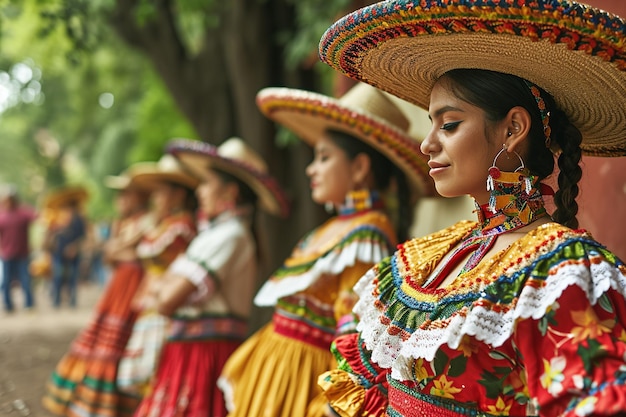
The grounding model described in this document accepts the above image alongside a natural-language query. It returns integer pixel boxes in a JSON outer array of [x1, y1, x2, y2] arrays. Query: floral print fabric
[[320, 221, 626, 416]]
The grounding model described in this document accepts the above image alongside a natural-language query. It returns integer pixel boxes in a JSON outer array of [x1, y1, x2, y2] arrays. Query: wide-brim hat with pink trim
[[167, 138, 290, 218], [319, 0, 626, 157], [256, 82, 436, 196]]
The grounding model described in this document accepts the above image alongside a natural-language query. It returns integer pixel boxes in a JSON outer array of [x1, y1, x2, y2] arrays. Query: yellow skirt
[[219, 323, 332, 417]]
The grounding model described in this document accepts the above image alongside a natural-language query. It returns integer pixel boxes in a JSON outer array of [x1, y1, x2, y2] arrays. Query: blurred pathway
[[0, 280, 102, 416]]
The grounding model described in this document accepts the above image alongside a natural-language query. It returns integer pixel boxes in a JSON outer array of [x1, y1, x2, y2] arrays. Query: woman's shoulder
[[321, 210, 396, 236], [193, 214, 251, 245], [502, 222, 621, 274], [400, 220, 477, 251]]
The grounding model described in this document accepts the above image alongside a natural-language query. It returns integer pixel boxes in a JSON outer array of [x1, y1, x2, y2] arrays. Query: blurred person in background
[[42, 164, 154, 417], [116, 154, 198, 408], [0, 184, 38, 314], [43, 186, 88, 309]]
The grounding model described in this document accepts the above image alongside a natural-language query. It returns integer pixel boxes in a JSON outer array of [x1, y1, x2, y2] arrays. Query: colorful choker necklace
[[423, 170, 549, 288], [336, 189, 384, 217], [478, 169, 548, 234]]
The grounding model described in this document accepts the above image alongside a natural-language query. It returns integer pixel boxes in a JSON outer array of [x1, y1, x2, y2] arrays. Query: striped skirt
[[42, 261, 144, 417]]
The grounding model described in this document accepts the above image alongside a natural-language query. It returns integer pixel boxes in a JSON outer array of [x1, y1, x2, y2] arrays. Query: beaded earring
[[486, 145, 532, 213], [337, 189, 381, 216]]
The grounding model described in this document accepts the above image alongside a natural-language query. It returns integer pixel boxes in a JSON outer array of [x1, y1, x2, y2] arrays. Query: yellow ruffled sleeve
[[318, 370, 366, 417]]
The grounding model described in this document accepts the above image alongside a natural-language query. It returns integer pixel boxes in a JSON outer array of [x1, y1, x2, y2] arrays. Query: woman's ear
[[505, 106, 532, 153], [350, 153, 372, 188]]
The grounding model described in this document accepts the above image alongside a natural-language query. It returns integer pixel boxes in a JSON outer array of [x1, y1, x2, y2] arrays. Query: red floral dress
[[320, 221, 626, 416]]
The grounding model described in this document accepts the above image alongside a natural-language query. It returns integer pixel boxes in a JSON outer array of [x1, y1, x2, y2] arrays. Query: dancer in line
[[316, 1, 626, 415], [219, 82, 434, 417], [134, 137, 288, 417]]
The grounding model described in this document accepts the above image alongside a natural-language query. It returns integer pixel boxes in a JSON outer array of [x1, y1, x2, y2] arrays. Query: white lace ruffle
[[254, 240, 389, 307], [136, 222, 194, 259], [355, 258, 626, 381]]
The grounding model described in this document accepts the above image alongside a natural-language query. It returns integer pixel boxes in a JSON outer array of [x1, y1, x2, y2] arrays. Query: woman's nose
[[420, 129, 437, 155]]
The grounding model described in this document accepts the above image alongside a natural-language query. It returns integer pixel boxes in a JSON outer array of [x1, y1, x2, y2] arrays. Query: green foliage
[[281, 0, 352, 69], [0, 0, 196, 220], [0, 0, 351, 219], [130, 70, 199, 163]]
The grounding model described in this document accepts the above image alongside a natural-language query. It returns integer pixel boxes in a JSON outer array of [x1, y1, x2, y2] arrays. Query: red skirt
[[134, 339, 241, 417]]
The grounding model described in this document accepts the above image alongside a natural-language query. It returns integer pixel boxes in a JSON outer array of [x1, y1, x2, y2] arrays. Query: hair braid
[[393, 167, 413, 242], [551, 109, 583, 229]]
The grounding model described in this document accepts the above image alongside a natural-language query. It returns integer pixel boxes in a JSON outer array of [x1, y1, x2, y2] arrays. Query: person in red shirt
[[0, 185, 37, 313]]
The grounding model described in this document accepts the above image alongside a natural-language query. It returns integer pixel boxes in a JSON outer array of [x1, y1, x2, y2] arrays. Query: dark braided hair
[[326, 129, 413, 242], [440, 69, 583, 228]]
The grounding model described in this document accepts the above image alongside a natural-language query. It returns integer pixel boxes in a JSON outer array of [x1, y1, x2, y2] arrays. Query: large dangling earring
[[324, 202, 334, 214], [337, 188, 381, 216], [486, 144, 532, 213], [345, 189, 372, 212]]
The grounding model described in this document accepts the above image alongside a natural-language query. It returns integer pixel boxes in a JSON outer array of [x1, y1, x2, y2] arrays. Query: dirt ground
[[0, 279, 102, 417]]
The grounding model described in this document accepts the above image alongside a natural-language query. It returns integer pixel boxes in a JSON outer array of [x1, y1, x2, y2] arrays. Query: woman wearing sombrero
[[217, 82, 434, 417], [131, 137, 288, 417], [315, 1, 626, 416], [115, 154, 198, 403], [42, 166, 154, 417], [41, 185, 89, 309]]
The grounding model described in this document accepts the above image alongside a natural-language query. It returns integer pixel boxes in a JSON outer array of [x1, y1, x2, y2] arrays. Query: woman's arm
[[155, 273, 197, 316]]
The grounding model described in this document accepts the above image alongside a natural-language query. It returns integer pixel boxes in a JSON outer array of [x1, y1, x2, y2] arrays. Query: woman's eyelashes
[[440, 121, 462, 131]]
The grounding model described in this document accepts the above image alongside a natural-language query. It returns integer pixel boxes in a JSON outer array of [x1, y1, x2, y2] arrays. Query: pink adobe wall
[[574, 0, 626, 260]]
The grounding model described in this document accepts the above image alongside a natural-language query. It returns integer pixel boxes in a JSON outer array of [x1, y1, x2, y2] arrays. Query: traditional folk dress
[[320, 180, 626, 417], [116, 211, 196, 399], [42, 212, 154, 417], [218, 203, 397, 417], [134, 209, 257, 417]]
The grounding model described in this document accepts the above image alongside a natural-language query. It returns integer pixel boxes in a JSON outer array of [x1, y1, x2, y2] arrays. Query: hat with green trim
[[319, 0, 626, 157]]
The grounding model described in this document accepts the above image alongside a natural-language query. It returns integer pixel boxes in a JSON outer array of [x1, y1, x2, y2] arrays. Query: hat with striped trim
[[256, 82, 435, 195], [319, 0, 626, 157]]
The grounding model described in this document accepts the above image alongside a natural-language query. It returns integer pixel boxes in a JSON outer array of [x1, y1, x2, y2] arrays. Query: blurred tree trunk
[[108, 0, 328, 330]]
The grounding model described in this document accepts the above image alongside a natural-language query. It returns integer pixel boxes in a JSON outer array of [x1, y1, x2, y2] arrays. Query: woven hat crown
[[216, 137, 269, 176], [337, 82, 410, 133], [318, 0, 626, 156]]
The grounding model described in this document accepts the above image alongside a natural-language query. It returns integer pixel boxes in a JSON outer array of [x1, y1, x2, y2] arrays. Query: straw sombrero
[[166, 138, 290, 218], [43, 186, 89, 209], [319, 0, 626, 157], [256, 83, 435, 196], [104, 162, 159, 191], [130, 154, 200, 191]]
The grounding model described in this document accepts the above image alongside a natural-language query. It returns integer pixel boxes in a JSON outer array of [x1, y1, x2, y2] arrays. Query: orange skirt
[[42, 261, 144, 417]]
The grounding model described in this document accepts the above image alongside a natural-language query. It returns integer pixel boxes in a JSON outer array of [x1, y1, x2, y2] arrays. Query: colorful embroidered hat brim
[[319, 0, 626, 157], [167, 138, 290, 217], [256, 84, 436, 196]]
